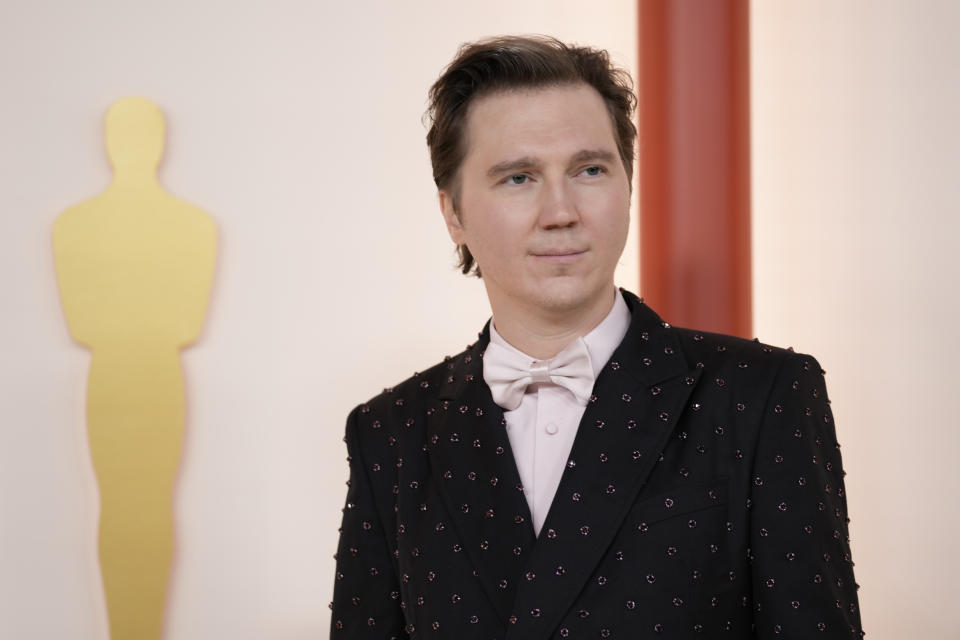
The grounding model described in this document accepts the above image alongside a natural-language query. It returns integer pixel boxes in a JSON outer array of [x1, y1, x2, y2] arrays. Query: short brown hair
[[426, 35, 637, 277]]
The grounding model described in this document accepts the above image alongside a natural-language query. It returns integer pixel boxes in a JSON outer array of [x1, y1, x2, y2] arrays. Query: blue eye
[[509, 174, 528, 185], [584, 166, 603, 176]]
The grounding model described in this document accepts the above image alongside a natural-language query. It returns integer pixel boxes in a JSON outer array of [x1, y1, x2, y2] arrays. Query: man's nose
[[537, 179, 579, 229]]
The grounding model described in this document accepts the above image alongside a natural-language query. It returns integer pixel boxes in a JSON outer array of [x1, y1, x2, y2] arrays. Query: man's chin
[[525, 280, 601, 314]]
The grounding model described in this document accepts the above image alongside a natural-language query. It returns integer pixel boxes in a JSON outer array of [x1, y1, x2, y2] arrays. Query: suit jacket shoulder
[[345, 342, 481, 500]]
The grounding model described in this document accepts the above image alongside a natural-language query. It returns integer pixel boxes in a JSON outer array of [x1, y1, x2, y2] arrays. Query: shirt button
[[545, 423, 559, 435]]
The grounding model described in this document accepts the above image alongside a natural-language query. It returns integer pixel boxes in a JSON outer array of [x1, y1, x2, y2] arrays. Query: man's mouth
[[531, 248, 588, 263]]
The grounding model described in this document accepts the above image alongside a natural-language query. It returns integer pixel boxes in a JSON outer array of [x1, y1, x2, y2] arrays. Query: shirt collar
[[488, 288, 632, 378]]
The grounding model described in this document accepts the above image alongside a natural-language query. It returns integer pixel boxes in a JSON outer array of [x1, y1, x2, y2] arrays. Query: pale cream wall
[[752, 2, 960, 638], [0, 2, 637, 638]]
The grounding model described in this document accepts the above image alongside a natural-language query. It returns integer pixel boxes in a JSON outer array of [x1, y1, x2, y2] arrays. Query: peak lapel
[[428, 333, 537, 626], [506, 293, 703, 639]]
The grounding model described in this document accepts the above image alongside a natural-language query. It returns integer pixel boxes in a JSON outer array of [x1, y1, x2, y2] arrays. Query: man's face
[[440, 83, 631, 319]]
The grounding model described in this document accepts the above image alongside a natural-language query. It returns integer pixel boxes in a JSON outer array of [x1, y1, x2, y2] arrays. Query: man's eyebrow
[[486, 150, 618, 179], [486, 157, 539, 179], [570, 149, 617, 164]]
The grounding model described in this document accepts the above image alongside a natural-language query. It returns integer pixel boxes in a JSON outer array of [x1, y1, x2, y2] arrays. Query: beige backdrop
[[752, 2, 960, 639], [0, 1, 957, 638]]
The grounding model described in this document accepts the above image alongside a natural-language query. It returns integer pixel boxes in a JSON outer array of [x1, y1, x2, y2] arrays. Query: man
[[331, 36, 863, 639]]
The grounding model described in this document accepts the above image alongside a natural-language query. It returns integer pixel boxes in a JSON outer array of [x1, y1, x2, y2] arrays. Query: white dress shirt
[[486, 291, 631, 536]]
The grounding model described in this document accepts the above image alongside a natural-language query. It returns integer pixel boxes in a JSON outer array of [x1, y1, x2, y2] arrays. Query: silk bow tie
[[483, 337, 595, 411]]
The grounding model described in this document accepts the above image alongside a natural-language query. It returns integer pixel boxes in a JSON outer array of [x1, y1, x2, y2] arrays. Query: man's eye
[[584, 166, 604, 176], [508, 174, 528, 185]]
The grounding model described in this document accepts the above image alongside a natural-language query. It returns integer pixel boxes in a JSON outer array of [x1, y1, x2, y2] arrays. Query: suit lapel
[[428, 334, 536, 627], [505, 292, 703, 639]]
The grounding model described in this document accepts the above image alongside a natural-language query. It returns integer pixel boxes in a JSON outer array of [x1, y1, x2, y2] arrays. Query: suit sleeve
[[330, 406, 406, 639], [748, 353, 864, 639]]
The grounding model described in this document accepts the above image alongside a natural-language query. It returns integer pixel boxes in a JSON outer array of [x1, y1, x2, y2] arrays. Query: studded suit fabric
[[330, 291, 863, 639]]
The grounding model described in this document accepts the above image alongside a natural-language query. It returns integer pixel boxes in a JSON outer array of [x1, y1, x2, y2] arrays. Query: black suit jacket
[[331, 291, 863, 639]]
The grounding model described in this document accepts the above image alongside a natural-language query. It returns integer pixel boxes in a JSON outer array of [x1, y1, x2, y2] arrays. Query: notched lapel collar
[[506, 293, 704, 639], [429, 330, 536, 626]]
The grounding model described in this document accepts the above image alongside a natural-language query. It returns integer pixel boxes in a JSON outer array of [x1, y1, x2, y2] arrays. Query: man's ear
[[438, 190, 466, 245]]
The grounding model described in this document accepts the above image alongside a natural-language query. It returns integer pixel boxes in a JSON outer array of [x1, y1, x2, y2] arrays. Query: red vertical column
[[638, 0, 752, 338]]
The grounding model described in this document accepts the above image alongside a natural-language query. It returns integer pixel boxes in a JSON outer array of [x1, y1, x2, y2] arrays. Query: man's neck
[[489, 287, 618, 360]]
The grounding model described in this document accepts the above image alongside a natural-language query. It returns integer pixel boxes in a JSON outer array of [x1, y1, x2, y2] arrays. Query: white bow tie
[[483, 337, 595, 411]]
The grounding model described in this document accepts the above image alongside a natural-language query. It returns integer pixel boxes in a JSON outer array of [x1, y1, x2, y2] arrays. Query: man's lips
[[531, 248, 588, 263]]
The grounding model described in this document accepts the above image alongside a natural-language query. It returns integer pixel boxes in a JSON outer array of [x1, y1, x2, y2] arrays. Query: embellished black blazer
[[330, 291, 863, 639]]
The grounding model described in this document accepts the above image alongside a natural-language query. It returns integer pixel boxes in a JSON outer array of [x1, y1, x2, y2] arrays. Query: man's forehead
[[466, 83, 605, 125], [462, 84, 618, 162]]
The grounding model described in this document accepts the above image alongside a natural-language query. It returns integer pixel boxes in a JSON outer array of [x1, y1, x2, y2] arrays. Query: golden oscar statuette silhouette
[[52, 97, 217, 639]]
